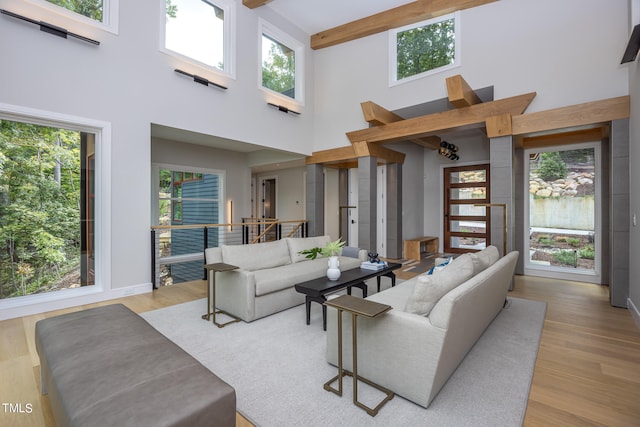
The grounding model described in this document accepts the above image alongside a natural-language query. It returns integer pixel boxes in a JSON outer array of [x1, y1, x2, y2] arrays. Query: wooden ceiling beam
[[511, 96, 630, 136], [305, 146, 356, 165], [446, 74, 482, 108], [305, 141, 405, 166], [242, 0, 271, 8], [361, 101, 441, 149], [347, 92, 536, 145], [310, 0, 498, 50], [485, 113, 512, 138], [353, 141, 406, 163]]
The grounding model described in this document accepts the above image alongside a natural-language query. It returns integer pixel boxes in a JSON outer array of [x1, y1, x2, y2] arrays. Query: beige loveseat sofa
[[326, 246, 519, 408], [205, 236, 367, 322]]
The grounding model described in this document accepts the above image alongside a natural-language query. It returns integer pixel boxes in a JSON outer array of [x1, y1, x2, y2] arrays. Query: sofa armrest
[[215, 269, 256, 322]]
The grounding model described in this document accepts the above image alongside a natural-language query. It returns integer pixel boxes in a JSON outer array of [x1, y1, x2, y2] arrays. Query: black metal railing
[[150, 219, 308, 288]]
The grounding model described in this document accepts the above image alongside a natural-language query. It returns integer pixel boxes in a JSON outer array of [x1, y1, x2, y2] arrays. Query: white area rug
[[141, 296, 546, 426]]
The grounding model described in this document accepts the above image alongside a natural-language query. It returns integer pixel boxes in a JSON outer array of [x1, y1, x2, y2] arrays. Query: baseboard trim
[[0, 283, 152, 321], [629, 297, 640, 330]]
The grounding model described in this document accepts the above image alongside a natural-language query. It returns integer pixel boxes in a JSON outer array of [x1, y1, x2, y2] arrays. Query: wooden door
[[443, 164, 491, 253]]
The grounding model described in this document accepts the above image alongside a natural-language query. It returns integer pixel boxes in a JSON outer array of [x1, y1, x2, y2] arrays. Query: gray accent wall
[[386, 163, 403, 258], [305, 164, 324, 237], [610, 119, 630, 307], [358, 157, 377, 253]]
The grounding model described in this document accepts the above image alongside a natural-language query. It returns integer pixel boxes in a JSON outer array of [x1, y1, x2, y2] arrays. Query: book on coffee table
[[361, 261, 387, 270]]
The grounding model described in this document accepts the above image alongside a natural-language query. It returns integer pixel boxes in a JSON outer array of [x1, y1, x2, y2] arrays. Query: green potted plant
[[299, 238, 345, 259], [299, 238, 345, 281]]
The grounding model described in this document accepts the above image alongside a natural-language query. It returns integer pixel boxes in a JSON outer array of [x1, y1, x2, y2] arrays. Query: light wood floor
[[1, 274, 639, 426]]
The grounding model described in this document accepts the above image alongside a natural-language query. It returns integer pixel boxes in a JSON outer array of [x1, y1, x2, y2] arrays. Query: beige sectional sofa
[[205, 236, 367, 322], [326, 246, 519, 408]]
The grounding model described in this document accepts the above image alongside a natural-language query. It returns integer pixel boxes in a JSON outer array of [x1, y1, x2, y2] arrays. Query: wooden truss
[[305, 74, 630, 167]]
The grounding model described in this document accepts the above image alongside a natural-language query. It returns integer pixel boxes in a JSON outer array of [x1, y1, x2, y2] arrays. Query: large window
[[163, 0, 235, 77], [260, 19, 304, 104], [390, 13, 460, 85], [156, 166, 222, 285], [0, 106, 109, 304], [524, 144, 601, 284]]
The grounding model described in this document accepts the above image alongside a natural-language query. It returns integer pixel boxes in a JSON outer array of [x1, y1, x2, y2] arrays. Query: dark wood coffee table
[[294, 262, 401, 330]]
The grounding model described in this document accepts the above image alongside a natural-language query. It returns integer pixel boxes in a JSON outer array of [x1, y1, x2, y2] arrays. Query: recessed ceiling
[[151, 123, 306, 172], [265, 0, 412, 35], [151, 123, 264, 153]]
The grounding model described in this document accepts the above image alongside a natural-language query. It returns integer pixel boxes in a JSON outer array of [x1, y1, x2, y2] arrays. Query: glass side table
[[202, 263, 240, 328], [324, 294, 395, 416]]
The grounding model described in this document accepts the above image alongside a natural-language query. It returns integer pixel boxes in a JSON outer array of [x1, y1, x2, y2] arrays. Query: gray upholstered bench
[[35, 304, 236, 427]]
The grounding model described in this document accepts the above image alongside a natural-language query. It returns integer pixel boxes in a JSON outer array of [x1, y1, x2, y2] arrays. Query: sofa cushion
[[404, 253, 474, 316], [222, 240, 290, 271], [483, 245, 500, 265], [286, 236, 331, 263], [469, 251, 492, 275], [254, 255, 362, 296]]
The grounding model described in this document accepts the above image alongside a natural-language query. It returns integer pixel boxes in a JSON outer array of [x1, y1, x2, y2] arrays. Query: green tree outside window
[[396, 17, 456, 80]]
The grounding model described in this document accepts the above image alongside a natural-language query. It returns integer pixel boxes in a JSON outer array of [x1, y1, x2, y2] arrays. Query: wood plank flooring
[[1, 273, 639, 426]]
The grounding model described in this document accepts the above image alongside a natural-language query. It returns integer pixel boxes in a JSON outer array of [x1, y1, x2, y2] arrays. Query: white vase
[[327, 256, 341, 281]]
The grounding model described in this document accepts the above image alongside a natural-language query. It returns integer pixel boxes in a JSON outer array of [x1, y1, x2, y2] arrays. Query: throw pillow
[[341, 246, 360, 259], [482, 245, 500, 265], [469, 251, 492, 275], [404, 254, 474, 316], [426, 256, 453, 275]]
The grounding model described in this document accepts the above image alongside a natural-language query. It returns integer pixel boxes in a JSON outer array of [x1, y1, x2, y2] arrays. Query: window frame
[[160, 0, 236, 80], [389, 12, 461, 87], [153, 164, 225, 227], [24, 0, 119, 34], [258, 18, 305, 106], [0, 102, 112, 318]]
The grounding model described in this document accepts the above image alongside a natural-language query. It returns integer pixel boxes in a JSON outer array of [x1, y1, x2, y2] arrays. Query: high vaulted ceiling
[[247, 0, 497, 49], [264, 0, 411, 35]]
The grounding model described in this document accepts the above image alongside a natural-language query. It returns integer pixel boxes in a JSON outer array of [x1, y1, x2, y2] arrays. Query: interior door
[[443, 164, 491, 253], [348, 168, 358, 246], [263, 178, 276, 219]]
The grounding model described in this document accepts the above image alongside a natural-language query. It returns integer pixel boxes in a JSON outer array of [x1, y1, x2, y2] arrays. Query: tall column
[[358, 156, 377, 253], [489, 136, 515, 258], [305, 164, 324, 237], [610, 118, 629, 307], [386, 163, 403, 258]]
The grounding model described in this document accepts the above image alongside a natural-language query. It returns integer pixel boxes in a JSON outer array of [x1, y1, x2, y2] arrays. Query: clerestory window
[[26, 0, 119, 33], [163, 0, 235, 78], [390, 13, 460, 85], [260, 19, 304, 104]]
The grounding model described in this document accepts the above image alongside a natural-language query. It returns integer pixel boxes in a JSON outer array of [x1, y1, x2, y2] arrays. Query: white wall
[[253, 166, 306, 221], [312, 0, 629, 151], [0, 0, 315, 317]]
